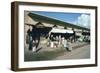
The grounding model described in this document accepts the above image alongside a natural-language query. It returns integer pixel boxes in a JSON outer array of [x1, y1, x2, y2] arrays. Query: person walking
[[68, 42, 72, 52], [63, 38, 69, 51], [27, 25, 33, 51]]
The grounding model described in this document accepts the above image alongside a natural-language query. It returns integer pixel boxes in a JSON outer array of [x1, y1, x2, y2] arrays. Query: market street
[[55, 45, 90, 60]]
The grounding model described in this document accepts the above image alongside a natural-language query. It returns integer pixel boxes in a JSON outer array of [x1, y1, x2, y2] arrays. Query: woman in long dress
[[63, 37, 69, 51]]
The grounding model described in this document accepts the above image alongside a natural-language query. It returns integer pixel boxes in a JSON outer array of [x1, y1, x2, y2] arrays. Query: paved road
[[55, 45, 90, 60]]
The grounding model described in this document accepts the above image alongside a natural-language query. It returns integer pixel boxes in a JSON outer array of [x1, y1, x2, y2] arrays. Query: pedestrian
[[62, 37, 68, 50], [68, 42, 72, 52], [32, 40, 36, 52], [50, 35, 54, 48], [27, 25, 33, 51]]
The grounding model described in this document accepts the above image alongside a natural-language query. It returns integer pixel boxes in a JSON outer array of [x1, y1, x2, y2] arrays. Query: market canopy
[[50, 28, 74, 34]]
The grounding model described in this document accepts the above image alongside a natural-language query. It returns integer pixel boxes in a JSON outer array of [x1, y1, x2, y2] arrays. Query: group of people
[[47, 34, 72, 51], [26, 25, 73, 52]]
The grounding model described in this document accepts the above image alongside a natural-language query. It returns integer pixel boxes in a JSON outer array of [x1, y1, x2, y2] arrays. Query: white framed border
[[18, 4, 96, 68]]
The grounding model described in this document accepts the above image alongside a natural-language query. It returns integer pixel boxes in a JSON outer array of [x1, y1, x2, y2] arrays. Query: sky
[[31, 11, 90, 29]]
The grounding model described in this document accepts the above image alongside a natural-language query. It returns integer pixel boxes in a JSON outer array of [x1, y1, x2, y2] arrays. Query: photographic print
[[11, 1, 97, 71], [24, 11, 91, 61]]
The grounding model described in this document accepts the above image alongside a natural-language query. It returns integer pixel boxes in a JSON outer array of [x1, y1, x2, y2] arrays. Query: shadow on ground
[[24, 47, 66, 61]]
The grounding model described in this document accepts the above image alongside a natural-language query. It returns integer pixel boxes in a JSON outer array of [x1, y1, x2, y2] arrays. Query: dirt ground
[[24, 42, 90, 61]]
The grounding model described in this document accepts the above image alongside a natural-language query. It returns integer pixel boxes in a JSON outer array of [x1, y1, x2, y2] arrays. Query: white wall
[[0, 0, 99, 73]]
